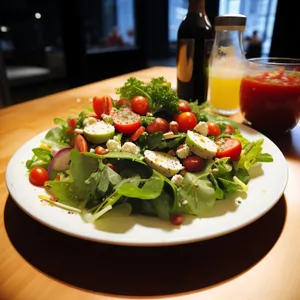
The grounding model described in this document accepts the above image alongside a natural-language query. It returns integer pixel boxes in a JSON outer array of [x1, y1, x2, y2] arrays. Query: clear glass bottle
[[208, 14, 247, 115]]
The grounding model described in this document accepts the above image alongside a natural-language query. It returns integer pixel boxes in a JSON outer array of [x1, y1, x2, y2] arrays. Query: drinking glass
[[240, 57, 300, 136]]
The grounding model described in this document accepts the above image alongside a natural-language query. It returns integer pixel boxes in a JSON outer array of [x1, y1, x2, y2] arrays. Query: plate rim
[[5, 124, 289, 246]]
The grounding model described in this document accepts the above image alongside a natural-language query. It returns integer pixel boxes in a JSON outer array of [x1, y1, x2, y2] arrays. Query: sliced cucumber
[[83, 121, 115, 144], [144, 150, 184, 177], [185, 130, 217, 159]]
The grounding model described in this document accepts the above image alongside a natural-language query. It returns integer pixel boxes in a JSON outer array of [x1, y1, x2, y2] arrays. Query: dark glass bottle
[[177, 0, 214, 103]]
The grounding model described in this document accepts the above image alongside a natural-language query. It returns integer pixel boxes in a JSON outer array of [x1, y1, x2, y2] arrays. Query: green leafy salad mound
[[26, 76, 273, 226]]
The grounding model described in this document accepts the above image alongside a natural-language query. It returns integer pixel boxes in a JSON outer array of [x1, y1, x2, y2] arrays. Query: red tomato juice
[[240, 71, 300, 135]]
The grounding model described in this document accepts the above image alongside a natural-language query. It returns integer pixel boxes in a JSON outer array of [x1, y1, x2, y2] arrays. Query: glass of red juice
[[240, 57, 300, 136]]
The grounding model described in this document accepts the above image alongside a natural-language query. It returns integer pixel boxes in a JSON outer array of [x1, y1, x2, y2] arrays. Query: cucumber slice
[[144, 150, 184, 177], [185, 130, 217, 159], [83, 121, 115, 144]]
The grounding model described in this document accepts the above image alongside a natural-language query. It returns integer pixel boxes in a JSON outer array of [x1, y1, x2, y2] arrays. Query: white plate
[[5, 124, 288, 246]]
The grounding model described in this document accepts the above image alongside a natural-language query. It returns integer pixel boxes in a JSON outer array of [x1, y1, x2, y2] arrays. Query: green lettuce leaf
[[177, 164, 216, 216], [26, 148, 53, 170], [236, 139, 273, 170], [116, 175, 164, 200], [41, 127, 70, 148], [152, 191, 173, 220]]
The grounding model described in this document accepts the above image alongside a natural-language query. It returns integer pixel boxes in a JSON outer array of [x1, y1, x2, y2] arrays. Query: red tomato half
[[207, 121, 221, 137], [146, 118, 169, 133], [131, 96, 150, 115], [93, 96, 113, 117], [29, 167, 49, 186], [215, 138, 242, 161], [113, 109, 141, 134], [177, 112, 197, 132], [178, 99, 191, 112]]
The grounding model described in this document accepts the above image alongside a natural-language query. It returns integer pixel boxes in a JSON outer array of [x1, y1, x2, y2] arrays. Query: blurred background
[[0, 0, 299, 107]]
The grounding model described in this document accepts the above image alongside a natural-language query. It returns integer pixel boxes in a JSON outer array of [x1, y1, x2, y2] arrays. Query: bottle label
[[177, 39, 195, 83]]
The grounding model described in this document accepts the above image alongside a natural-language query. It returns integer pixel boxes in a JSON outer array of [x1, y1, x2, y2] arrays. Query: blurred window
[[219, 0, 278, 56], [168, 0, 188, 43], [83, 0, 136, 53]]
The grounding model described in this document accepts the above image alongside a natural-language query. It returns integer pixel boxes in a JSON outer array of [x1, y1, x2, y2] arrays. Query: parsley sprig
[[116, 77, 179, 115]]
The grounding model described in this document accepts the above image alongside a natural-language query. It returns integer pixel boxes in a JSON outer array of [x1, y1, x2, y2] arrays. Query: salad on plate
[[26, 77, 273, 226]]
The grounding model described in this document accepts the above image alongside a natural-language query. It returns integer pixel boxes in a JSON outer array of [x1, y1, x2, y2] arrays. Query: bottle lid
[[215, 14, 246, 29]]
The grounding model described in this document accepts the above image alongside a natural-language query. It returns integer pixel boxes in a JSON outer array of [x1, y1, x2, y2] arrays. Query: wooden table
[[1, 67, 300, 300]]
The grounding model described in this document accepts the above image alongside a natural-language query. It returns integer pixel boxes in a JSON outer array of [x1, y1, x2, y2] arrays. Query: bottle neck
[[188, 0, 206, 15], [214, 30, 246, 58]]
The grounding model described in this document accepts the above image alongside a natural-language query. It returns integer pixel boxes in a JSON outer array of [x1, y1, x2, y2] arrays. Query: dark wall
[[270, 0, 300, 58], [59, 0, 147, 88], [136, 0, 169, 59]]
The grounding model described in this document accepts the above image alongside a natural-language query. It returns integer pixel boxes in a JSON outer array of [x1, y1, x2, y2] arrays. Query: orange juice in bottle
[[209, 66, 244, 112], [208, 14, 247, 115]]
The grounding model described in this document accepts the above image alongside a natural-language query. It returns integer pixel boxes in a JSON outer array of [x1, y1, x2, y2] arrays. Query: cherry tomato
[[224, 124, 235, 135], [178, 99, 191, 112], [113, 109, 141, 134], [130, 126, 145, 141], [146, 118, 169, 133], [71, 134, 88, 153], [68, 118, 77, 128], [215, 138, 242, 161], [183, 156, 206, 172], [207, 121, 221, 137], [95, 146, 108, 155], [93, 96, 113, 118], [170, 213, 184, 226], [117, 98, 131, 107], [29, 167, 49, 186], [176, 112, 197, 133], [131, 96, 150, 116]]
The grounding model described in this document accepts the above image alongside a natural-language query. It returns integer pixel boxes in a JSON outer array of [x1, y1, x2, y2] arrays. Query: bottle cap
[[215, 14, 246, 29]]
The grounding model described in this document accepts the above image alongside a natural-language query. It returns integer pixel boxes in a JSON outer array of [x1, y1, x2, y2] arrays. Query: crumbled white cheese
[[176, 144, 190, 159], [83, 117, 97, 126], [171, 174, 184, 186], [121, 142, 140, 154], [194, 121, 208, 136], [106, 139, 121, 152]]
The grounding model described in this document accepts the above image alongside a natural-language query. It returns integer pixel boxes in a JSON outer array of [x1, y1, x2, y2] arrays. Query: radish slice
[[48, 148, 71, 179]]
